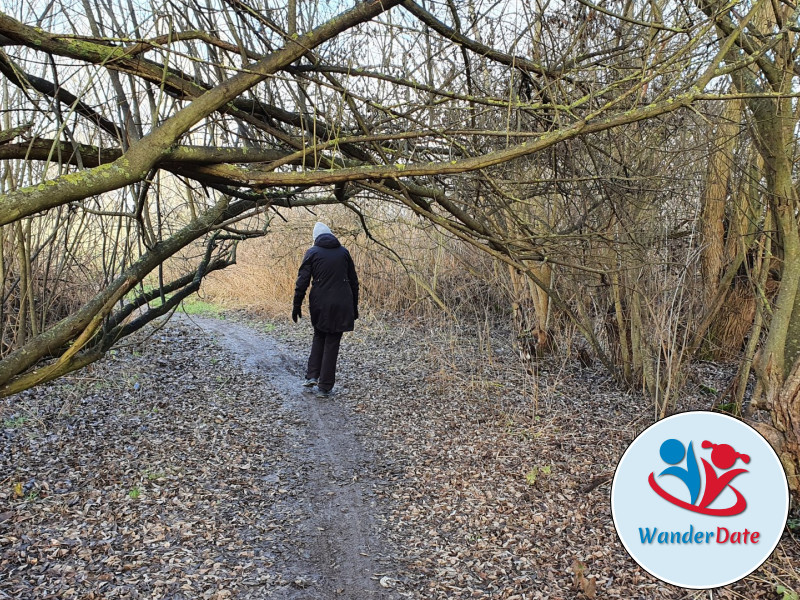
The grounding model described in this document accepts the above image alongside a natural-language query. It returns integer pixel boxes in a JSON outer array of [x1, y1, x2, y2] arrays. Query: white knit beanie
[[313, 221, 332, 243]]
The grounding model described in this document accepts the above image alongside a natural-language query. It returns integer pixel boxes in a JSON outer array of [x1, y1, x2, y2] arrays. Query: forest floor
[[1, 311, 798, 599]]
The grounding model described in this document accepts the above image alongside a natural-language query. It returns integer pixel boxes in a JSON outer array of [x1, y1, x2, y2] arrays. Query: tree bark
[[0, 0, 404, 225], [700, 98, 739, 306]]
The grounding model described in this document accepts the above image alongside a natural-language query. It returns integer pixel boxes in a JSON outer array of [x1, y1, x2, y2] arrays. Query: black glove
[[292, 306, 302, 323], [354, 306, 359, 320]]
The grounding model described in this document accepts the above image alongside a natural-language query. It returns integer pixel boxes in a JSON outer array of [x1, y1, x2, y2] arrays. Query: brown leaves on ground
[[2, 312, 799, 599], [1, 322, 320, 599], [280, 317, 800, 599]]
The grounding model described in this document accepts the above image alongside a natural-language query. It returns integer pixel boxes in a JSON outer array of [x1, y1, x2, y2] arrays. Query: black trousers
[[305, 328, 343, 392]]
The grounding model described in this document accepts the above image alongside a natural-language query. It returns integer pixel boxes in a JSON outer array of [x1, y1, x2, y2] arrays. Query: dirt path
[[188, 316, 396, 600]]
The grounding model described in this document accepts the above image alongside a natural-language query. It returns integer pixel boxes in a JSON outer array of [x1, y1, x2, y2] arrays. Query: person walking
[[292, 222, 359, 397]]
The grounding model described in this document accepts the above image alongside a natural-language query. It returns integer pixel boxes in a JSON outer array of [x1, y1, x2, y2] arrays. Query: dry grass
[[199, 211, 510, 323]]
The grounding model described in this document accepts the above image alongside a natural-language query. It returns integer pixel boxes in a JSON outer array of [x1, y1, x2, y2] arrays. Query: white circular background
[[611, 411, 789, 589]]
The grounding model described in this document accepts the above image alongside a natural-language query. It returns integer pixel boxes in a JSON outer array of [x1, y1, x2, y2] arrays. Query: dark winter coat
[[293, 233, 359, 333]]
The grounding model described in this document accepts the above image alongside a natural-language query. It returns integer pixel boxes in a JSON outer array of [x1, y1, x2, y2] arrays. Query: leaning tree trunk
[[761, 197, 800, 495], [753, 144, 800, 499]]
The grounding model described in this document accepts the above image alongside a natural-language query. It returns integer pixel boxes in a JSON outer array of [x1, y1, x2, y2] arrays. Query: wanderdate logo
[[611, 411, 789, 589], [649, 438, 750, 516]]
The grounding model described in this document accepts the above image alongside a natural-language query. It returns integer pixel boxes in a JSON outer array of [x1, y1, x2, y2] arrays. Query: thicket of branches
[[0, 0, 799, 495]]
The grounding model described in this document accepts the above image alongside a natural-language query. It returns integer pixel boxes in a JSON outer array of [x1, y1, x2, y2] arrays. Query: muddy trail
[[0, 314, 401, 600], [195, 316, 396, 600]]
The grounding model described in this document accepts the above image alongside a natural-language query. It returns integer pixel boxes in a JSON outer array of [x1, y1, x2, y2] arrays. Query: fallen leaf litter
[[1, 313, 797, 599]]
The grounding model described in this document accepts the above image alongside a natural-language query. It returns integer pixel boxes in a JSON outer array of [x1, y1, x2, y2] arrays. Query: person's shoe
[[302, 378, 318, 388], [314, 387, 333, 398]]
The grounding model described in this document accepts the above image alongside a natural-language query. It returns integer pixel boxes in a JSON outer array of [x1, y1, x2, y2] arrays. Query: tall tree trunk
[[752, 118, 800, 498], [700, 98, 739, 306], [14, 221, 26, 347]]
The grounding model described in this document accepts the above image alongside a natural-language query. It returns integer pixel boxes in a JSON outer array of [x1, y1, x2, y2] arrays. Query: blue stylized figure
[[658, 439, 701, 505]]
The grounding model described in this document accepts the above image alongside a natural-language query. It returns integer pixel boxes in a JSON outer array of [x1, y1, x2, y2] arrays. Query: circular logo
[[611, 411, 789, 588]]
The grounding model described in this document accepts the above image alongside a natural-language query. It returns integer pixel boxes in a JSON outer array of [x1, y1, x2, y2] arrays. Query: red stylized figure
[[697, 441, 749, 511]]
